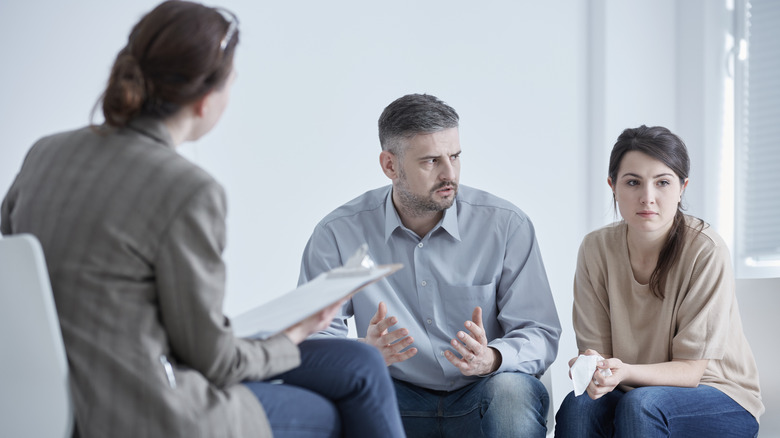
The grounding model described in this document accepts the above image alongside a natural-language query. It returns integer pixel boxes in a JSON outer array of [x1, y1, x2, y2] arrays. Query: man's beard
[[395, 171, 458, 217]]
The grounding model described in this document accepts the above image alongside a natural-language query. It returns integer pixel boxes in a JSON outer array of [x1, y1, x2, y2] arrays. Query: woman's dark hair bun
[[102, 50, 146, 127]]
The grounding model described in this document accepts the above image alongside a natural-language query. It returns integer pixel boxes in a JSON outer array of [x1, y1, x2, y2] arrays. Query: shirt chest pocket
[[440, 282, 495, 301], [439, 282, 497, 333]]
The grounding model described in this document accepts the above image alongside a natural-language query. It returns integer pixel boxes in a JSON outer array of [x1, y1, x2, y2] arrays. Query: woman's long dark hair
[[609, 125, 703, 299], [97, 1, 239, 127]]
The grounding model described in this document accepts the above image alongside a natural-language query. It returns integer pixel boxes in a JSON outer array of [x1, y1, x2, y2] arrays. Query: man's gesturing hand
[[444, 306, 501, 376], [362, 301, 417, 366]]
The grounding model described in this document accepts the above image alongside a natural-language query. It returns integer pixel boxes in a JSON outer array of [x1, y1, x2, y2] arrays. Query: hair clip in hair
[[217, 8, 239, 51]]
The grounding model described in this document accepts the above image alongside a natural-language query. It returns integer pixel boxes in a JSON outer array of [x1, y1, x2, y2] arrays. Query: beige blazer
[[1, 117, 299, 438]]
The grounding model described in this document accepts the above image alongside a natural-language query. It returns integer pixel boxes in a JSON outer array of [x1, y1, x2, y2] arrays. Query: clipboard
[[231, 263, 402, 339]]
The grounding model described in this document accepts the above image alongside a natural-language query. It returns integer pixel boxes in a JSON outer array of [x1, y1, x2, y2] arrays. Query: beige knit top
[[573, 216, 764, 419]]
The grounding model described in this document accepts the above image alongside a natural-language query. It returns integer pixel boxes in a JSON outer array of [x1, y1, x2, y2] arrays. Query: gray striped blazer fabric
[[1, 117, 298, 438]]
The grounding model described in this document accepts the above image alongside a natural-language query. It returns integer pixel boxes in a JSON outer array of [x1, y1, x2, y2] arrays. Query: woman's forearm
[[620, 359, 709, 388]]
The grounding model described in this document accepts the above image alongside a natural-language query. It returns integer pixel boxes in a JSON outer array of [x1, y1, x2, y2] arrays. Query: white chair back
[[0, 234, 73, 438]]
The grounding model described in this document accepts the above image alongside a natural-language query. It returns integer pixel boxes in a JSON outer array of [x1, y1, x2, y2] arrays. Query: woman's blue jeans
[[244, 339, 404, 438], [554, 385, 758, 438]]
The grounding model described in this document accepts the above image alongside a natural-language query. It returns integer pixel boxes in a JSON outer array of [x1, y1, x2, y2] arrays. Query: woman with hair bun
[[554, 125, 763, 437], [1, 2, 404, 437]]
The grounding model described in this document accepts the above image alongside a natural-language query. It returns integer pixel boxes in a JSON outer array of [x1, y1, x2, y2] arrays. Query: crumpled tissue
[[571, 354, 612, 396]]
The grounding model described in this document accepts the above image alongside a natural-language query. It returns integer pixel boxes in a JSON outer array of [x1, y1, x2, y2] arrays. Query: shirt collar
[[383, 187, 462, 242], [440, 200, 461, 241]]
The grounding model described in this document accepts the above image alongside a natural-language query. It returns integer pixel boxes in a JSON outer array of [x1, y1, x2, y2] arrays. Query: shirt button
[[418, 242, 424, 248], [441, 350, 445, 356], [421, 280, 427, 287], [427, 319, 433, 325]]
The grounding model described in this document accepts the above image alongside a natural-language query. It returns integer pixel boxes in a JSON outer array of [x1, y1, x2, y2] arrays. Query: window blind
[[739, 0, 780, 265]]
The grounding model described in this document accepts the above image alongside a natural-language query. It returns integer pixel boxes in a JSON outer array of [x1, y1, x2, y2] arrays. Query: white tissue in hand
[[571, 354, 612, 396]]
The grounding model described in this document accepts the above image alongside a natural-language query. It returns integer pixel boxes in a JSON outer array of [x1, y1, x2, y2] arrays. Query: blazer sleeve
[[155, 179, 300, 387], [1, 151, 25, 235], [1, 185, 14, 235]]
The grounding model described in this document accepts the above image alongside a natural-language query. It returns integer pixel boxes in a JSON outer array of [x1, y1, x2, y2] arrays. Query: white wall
[[0, 0, 588, 412], [738, 278, 780, 437], [587, 0, 678, 229], [3, 0, 761, 424]]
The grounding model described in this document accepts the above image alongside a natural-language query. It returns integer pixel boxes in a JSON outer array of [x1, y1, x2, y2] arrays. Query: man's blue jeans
[[244, 339, 404, 438], [394, 372, 549, 437], [554, 385, 759, 438]]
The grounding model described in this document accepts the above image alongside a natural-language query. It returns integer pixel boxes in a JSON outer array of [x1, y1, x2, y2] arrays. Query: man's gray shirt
[[299, 185, 561, 391]]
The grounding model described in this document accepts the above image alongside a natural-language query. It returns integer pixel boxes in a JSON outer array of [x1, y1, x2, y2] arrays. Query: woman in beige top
[[554, 125, 763, 437]]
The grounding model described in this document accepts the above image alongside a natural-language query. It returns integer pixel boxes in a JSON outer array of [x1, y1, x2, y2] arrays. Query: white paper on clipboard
[[231, 263, 402, 339]]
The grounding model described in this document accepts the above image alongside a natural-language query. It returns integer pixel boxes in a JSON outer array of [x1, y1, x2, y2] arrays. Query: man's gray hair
[[378, 93, 459, 156]]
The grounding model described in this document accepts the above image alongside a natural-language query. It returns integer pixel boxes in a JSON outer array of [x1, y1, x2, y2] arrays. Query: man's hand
[[362, 301, 417, 366], [444, 307, 501, 376]]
